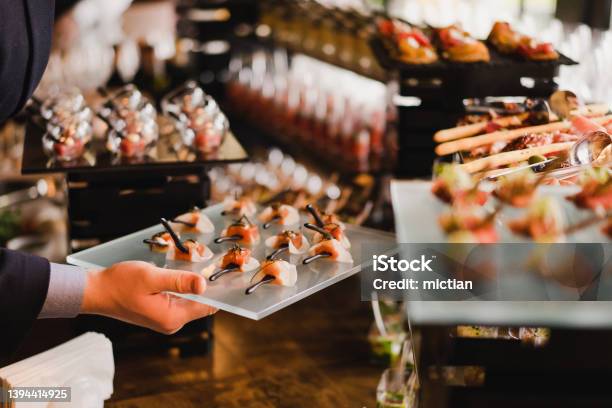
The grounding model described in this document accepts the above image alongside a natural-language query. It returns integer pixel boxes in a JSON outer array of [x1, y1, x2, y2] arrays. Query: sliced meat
[[501, 133, 554, 152], [571, 115, 605, 136]]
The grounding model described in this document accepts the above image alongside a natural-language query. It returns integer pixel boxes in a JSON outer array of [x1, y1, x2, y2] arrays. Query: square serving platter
[[67, 203, 397, 320]]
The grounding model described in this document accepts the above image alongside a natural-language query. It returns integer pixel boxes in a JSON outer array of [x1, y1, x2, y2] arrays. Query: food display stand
[[21, 116, 249, 353]]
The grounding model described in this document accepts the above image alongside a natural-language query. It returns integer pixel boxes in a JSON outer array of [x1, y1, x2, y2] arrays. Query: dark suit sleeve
[[0, 0, 54, 124], [0, 249, 51, 363]]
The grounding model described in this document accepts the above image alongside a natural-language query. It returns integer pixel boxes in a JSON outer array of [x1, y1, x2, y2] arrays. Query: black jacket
[[0, 249, 51, 364], [1, 0, 72, 364], [0, 0, 54, 124]]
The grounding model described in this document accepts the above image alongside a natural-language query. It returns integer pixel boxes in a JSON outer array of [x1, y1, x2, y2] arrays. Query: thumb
[[152, 268, 207, 295]]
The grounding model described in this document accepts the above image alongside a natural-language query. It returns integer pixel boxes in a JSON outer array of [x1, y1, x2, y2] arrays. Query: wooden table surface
[[105, 275, 382, 408]]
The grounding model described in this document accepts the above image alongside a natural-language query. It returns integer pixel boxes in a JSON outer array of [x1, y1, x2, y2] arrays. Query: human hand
[[81, 261, 217, 334]]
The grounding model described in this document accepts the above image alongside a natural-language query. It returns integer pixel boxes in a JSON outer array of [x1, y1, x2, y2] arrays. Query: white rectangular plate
[[67, 203, 397, 320], [391, 180, 612, 327], [391, 180, 608, 243]]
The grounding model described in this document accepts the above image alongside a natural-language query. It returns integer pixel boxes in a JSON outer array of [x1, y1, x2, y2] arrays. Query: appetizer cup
[[177, 111, 229, 154], [98, 85, 159, 158], [39, 89, 94, 162], [42, 120, 92, 162], [163, 82, 229, 154], [106, 118, 159, 158], [40, 88, 93, 126]]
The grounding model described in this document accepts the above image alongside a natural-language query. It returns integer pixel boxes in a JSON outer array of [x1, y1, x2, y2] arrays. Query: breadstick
[[433, 113, 528, 143], [458, 142, 574, 173], [435, 121, 570, 156], [435, 114, 612, 156]]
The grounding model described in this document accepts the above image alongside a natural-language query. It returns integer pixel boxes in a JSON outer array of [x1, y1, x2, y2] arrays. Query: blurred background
[[2, 0, 612, 407]]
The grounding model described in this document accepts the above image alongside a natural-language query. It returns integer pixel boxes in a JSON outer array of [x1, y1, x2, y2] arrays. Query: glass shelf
[[21, 123, 249, 175]]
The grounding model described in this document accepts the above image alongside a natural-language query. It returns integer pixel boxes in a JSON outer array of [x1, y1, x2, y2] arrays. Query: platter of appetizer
[[394, 166, 612, 327], [67, 201, 396, 320], [373, 18, 574, 69], [391, 164, 611, 243], [434, 91, 612, 178]]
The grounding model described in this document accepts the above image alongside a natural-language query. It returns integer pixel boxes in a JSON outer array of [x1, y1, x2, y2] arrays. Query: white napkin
[[0, 332, 114, 408]]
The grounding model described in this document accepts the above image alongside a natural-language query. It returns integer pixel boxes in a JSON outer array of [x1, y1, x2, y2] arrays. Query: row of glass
[[39, 83, 229, 162]]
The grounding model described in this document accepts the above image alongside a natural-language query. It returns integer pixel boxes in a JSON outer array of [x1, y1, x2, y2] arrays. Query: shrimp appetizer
[[431, 164, 489, 206], [171, 207, 215, 234], [493, 169, 540, 208], [438, 207, 499, 243], [568, 167, 612, 212], [245, 259, 298, 294], [166, 239, 214, 262], [258, 203, 300, 229], [308, 222, 351, 249], [207, 245, 260, 281], [301, 223, 353, 264], [305, 205, 351, 248], [508, 197, 565, 242], [160, 218, 214, 262], [214, 216, 261, 245], [221, 196, 257, 218], [265, 230, 310, 257], [303, 238, 354, 265], [143, 231, 176, 253], [306, 205, 346, 230]]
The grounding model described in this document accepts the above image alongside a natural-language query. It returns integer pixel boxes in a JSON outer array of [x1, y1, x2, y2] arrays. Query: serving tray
[[67, 203, 397, 320], [391, 180, 612, 328], [21, 123, 249, 175], [371, 36, 577, 74], [370, 36, 576, 99], [391, 180, 609, 243]]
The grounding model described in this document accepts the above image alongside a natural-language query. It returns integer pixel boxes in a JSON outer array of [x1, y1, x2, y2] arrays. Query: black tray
[[371, 37, 576, 98], [20, 122, 249, 175], [371, 36, 576, 72]]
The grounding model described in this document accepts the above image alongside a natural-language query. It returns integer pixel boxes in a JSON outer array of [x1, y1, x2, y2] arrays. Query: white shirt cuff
[[38, 263, 86, 319]]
